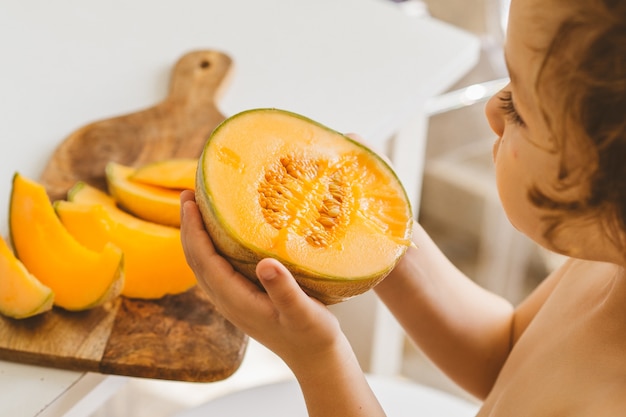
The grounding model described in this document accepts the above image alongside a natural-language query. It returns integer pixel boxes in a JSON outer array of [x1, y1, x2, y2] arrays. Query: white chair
[[173, 375, 479, 417]]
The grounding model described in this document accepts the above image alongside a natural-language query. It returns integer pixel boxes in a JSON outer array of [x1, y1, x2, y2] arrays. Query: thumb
[[256, 258, 309, 310]]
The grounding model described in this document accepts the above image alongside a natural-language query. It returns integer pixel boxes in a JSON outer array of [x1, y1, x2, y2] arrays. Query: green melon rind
[[195, 108, 413, 304], [20, 290, 55, 318], [0, 286, 54, 320]]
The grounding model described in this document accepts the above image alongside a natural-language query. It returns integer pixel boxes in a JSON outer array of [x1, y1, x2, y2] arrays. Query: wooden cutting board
[[41, 49, 233, 201], [0, 50, 248, 382]]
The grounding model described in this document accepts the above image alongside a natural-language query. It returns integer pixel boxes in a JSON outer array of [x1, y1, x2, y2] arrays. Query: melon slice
[[195, 108, 413, 304], [106, 162, 182, 227], [0, 235, 54, 319], [56, 183, 196, 299], [9, 173, 124, 311], [129, 158, 197, 190]]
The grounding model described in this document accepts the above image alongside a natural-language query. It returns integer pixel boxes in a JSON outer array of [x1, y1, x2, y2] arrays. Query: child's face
[[486, 0, 577, 250]]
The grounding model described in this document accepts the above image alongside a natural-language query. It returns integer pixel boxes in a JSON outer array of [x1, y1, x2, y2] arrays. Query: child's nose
[[485, 94, 504, 137]]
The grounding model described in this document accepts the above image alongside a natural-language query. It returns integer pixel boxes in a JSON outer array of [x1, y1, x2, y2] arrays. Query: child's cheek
[[506, 136, 521, 162], [504, 135, 519, 159]]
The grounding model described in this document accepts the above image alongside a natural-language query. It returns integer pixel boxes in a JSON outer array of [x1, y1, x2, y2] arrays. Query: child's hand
[[179, 190, 346, 369]]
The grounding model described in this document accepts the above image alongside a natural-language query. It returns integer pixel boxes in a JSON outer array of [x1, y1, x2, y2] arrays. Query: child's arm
[[376, 222, 569, 399], [375, 222, 514, 399], [180, 190, 387, 417]]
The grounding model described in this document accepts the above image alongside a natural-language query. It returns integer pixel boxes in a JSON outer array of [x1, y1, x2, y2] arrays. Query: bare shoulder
[[511, 256, 576, 341], [479, 257, 626, 417], [518, 256, 620, 316]]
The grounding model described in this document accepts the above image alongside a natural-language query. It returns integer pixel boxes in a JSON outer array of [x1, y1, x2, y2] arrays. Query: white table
[[0, 1, 479, 415], [174, 375, 480, 417]]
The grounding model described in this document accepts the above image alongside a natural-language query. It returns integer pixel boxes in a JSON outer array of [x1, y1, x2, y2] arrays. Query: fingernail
[[258, 264, 278, 281]]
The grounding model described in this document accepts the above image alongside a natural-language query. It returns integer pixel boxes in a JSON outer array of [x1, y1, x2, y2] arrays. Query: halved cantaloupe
[[195, 108, 413, 304], [9, 173, 124, 311], [55, 183, 196, 299], [129, 158, 197, 190], [0, 235, 54, 319], [106, 162, 182, 227]]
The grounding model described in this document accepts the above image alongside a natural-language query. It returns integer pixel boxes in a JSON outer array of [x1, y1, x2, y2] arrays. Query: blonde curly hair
[[529, 0, 626, 251]]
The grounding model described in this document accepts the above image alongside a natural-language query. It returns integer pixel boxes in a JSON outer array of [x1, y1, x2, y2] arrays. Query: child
[[180, 0, 626, 415]]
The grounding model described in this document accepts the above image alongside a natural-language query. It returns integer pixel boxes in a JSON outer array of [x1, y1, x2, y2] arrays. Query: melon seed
[[258, 155, 355, 247]]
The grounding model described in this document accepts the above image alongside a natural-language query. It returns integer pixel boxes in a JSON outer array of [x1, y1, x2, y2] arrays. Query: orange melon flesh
[[9, 173, 124, 311], [130, 158, 197, 190], [196, 108, 413, 303], [57, 183, 196, 299], [0, 236, 54, 319], [106, 162, 182, 227]]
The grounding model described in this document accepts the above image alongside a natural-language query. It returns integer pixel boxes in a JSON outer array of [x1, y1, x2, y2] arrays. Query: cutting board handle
[[167, 50, 232, 109], [41, 50, 232, 201]]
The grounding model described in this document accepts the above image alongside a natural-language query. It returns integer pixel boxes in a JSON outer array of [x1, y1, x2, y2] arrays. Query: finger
[[180, 192, 218, 271], [345, 132, 394, 168], [179, 192, 268, 312], [345, 132, 364, 142], [256, 258, 316, 313], [179, 193, 238, 294], [179, 189, 196, 224]]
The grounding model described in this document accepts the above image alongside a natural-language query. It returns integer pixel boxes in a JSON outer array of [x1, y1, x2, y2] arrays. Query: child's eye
[[499, 91, 526, 127]]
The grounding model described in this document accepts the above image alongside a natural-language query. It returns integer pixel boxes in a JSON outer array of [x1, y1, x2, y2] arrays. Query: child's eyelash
[[499, 91, 526, 127]]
